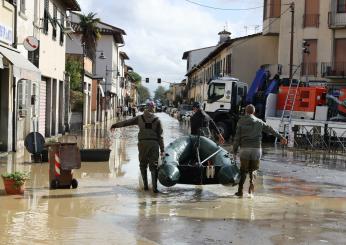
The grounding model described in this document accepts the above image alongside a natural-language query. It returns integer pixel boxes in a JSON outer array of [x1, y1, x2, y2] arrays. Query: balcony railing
[[328, 11, 346, 28], [301, 62, 318, 76], [303, 14, 319, 28], [321, 62, 346, 78]]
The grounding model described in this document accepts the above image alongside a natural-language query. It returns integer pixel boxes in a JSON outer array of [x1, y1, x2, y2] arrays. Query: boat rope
[[200, 148, 222, 165]]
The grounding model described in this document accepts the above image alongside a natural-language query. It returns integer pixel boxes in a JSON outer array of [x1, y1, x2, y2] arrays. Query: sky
[[78, 0, 263, 94]]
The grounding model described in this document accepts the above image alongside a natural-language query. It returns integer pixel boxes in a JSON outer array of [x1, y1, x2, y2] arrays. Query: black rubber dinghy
[[158, 135, 240, 187]]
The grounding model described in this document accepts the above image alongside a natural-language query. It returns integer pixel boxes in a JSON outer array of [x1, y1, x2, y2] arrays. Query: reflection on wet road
[[1, 113, 346, 244]]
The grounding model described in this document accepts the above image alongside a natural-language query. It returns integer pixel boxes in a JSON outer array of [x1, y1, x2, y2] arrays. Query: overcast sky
[[79, 0, 263, 94]]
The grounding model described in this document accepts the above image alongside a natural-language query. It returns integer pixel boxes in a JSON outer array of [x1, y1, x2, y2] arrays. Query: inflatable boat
[[158, 135, 240, 187]]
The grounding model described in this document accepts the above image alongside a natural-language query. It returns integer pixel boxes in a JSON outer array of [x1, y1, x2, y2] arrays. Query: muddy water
[[0, 113, 346, 244]]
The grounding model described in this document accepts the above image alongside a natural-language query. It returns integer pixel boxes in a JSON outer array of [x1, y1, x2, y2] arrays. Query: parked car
[[170, 108, 178, 117], [137, 103, 146, 112], [156, 103, 163, 112], [166, 106, 173, 114], [177, 104, 193, 121]]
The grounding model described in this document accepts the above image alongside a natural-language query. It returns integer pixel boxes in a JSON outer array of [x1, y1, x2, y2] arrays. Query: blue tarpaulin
[[265, 79, 279, 96], [246, 68, 266, 104]]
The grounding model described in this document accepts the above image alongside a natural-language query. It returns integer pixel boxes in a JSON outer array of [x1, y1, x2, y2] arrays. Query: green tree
[[128, 71, 142, 86], [137, 85, 151, 103], [154, 86, 167, 102], [65, 57, 82, 91], [78, 12, 100, 59]]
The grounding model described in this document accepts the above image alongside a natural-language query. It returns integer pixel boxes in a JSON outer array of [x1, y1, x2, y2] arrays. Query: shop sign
[[0, 23, 13, 44]]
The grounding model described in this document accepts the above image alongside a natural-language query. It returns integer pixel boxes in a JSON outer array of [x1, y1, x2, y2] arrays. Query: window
[[237, 87, 244, 96], [269, 0, 281, 18], [303, 0, 319, 28], [43, 0, 49, 34], [19, 0, 26, 14], [52, 5, 57, 40], [17, 80, 30, 117], [337, 0, 346, 13], [334, 39, 346, 76], [226, 54, 232, 75], [208, 83, 225, 100]]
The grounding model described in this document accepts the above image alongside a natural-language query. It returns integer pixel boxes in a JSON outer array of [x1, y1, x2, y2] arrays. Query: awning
[[0, 45, 41, 81]]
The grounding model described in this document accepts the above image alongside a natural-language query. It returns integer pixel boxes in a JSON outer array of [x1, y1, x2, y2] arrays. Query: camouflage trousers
[[138, 140, 160, 172]]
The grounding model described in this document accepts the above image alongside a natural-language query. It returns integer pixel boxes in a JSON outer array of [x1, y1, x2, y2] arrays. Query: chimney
[[218, 29, 231, 44]]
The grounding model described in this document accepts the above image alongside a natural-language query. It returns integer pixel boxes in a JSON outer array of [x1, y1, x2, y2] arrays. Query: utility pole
[[289, 2, 295, 80]]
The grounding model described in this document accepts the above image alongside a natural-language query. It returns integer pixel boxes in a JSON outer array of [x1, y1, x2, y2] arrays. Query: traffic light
[[145, 78, 149, 83], [302, 40, 310, 54], [157, 78, 161, 83]]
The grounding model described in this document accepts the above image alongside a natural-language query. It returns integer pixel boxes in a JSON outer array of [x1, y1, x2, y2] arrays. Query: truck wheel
[[216, 122, 231, 140]]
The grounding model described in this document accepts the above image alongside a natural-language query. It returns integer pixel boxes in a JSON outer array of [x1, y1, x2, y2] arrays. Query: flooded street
[[1, 113, 346, 244]]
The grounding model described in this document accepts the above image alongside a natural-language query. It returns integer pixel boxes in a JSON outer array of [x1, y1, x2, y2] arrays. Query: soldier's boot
[[248, 171, 255, 194], [151, 170, 159, 193], [140, 167, 149, 191], [235, 172, 246, 197]]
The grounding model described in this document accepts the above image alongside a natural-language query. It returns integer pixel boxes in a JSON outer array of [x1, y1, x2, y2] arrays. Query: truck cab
[[203, 76, 248, 139]]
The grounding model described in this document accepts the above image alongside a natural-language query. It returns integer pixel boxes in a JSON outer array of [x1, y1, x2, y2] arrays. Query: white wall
[[187, 46, 215, 72]]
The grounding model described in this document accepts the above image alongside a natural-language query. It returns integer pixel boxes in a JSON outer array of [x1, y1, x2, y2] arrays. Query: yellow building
[[263, 0, 346, 84], [184, 31, 278, 102]]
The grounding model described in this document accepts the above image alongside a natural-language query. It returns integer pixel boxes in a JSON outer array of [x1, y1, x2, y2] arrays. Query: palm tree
[[78, 12, 100, 60]]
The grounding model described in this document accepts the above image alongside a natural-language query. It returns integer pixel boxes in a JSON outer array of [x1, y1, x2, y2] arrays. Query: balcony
[[303, 14, 319, 28], [321, 62, 346, 78], [301, 62, 318, 77], [328, 11, 346, 29]]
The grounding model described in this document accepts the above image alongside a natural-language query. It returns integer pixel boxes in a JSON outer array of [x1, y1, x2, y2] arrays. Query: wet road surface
[[1, 113, 346, 244]]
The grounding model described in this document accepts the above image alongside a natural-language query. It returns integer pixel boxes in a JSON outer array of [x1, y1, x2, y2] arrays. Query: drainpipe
[[12, 1, 18, 48], [12, 78, 17, 152], [12, 2, 18, 151]]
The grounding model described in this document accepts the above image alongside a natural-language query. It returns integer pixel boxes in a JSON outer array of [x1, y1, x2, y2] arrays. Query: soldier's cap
[[192, 102, 201, 109], [146, 101, 155, 108]]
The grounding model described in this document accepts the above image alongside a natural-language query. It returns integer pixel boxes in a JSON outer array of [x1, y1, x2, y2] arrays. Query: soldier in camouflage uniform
[[110, 101, 164, 193]]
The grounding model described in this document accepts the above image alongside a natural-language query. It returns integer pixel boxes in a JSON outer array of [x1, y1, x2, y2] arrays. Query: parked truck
[[203, 69, 346, 151], [202, 76, 248, 140]]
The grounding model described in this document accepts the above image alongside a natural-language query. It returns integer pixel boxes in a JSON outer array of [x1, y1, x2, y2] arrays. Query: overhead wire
[[228, 6, 292, 49], [184, 0, 263, 11]]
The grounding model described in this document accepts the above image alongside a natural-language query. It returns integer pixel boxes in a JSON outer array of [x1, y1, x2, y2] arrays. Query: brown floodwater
[[1, 113, 346, 244]]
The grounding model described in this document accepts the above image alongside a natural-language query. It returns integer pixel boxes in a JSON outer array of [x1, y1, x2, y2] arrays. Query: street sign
[[23, 36, 39, 51]]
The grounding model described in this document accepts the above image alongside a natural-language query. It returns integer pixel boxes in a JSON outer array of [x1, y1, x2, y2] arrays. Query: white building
[[1, 0, 80, 152], [15, 0, 80, 140], [67, 12, 126, 121]]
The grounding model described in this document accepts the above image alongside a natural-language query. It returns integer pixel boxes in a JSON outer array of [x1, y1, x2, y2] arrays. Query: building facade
[[67, 12, 126, 122], [184, 31, 278, 103], [263, 0, 346, 85], [0, 0, 42, 153], [10, 0, 80, 147]]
